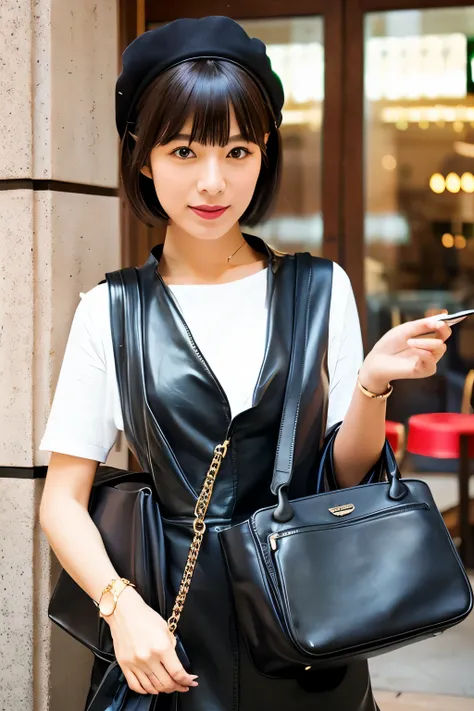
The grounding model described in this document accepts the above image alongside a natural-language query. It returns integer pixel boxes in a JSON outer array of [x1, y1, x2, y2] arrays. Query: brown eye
[[173, 147, 194, 159], [228, 147, 250, 159]]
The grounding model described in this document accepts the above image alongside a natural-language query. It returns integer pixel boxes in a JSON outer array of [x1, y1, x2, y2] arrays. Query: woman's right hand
[[105, 586, 198, 696]]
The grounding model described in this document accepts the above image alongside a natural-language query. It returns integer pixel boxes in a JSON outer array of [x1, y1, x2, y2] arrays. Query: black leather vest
[[98, 236, 377, 711]]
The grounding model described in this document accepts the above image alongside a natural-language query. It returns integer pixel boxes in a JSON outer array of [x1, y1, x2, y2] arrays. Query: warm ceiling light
[[445, 172, 461, 193], [454, 140, 474, 158], [461, 172, 474, 193], [429, 173, 445, 194], [408, 109, 422, 123], [382, 105, 474, 127], [454, 235, 467, 249], [382, 155, 397, 170], [441, 233, 454, 248], [427, 108, 440, 122]]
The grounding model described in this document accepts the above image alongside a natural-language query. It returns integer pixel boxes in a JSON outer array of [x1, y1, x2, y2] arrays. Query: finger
[[411, 353, 438, 377], [132, 667, 160, 695], [122, 669, 148, 695], [399, 317, 451, 341], [161, 649, 199, 688], [146, 662, 190, 694], [143, 671, 165, 694], [416, 346, 447, 365], [407, 338, 448, 352], [434, 348, 448, 364], [432, 321, 452, 341], [406, 340, 447, 364]]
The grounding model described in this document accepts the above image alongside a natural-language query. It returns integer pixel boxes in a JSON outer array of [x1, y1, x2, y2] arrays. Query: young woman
[[39, 16, 452, 711]]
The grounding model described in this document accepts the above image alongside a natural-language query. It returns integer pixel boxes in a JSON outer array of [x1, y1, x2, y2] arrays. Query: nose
[[197, 156, 226, 196]]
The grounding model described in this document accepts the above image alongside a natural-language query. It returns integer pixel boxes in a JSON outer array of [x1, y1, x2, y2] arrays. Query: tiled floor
[[374, 691, 474, 710], [371, 573, 474, 704], [370, 468, 474, 707]]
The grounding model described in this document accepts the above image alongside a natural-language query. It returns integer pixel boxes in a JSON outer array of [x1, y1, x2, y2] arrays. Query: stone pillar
[[0, 1, 126, 709]]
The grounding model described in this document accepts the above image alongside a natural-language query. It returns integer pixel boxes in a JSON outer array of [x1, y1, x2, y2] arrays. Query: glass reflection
[[364, 8, 474, 468], [239, 18, 324, 255]]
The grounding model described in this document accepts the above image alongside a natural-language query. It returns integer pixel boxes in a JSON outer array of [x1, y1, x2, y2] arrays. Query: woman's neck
[[158, 224, 267, 285]]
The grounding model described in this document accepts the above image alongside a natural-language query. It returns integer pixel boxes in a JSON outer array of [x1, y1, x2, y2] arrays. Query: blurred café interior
[[242, 9, 474, 441], [130, 1, 474, 559]]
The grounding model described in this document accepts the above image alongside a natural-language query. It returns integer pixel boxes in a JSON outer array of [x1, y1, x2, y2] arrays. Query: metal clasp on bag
[[328, 504, 355, 517]]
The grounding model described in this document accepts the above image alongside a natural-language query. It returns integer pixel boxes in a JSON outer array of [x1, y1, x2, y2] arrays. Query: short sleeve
[[326, 263, 364, 433], [39, 286, 119, 462]]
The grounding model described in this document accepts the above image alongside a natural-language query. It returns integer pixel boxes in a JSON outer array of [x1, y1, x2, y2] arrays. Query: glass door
[[363, 7, 474, 428]]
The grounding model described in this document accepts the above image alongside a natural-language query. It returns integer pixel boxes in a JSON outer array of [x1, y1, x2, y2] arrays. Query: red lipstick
[[189, 205, 229, 220]]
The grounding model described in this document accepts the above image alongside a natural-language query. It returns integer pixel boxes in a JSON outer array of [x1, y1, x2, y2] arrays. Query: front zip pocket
[[268, 502, 430, 551], [263, 500, 449, 660]]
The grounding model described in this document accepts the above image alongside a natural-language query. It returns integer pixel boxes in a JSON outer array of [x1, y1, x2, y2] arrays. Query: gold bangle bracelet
[[357, 376, 393, 400], [97, 577, 136, 617]]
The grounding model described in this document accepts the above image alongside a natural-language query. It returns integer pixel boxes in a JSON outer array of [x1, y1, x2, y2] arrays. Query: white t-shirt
[[39, 262, 363, 463]]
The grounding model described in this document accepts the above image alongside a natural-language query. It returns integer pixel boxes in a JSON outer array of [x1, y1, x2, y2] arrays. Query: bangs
[[139, 60, 271, 152]]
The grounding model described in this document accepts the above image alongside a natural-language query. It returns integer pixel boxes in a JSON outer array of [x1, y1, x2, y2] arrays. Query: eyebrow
[[170, 133, 247, 144]]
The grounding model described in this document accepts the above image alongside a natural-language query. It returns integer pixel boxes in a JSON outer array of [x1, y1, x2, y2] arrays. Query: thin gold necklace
[[227, 240, 246, 263]]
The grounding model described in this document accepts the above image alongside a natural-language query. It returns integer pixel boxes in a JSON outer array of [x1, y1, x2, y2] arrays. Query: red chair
[[385, 420, 405, 461], [407, 370, 474, 568]]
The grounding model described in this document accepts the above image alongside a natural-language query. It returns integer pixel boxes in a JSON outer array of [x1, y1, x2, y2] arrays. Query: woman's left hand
[[359, 315, 453, 395]]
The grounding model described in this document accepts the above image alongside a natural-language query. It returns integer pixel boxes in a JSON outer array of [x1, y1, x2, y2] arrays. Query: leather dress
[[86, 235, 379, 711]]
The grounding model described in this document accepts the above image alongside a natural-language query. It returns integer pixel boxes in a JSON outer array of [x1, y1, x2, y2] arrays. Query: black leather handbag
[[218, 252, 473, 678], [48, 466, 166, 662], [48, 465, 191, 674]]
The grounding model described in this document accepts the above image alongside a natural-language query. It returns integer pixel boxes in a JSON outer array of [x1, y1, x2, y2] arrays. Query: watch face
[[99, 591, 116, 617]]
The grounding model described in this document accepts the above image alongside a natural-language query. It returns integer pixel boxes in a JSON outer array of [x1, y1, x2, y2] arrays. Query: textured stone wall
[[0, 1, 125, 709]]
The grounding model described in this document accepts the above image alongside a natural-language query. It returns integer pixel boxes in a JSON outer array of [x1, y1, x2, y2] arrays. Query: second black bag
[[48, 466, 166, 662]]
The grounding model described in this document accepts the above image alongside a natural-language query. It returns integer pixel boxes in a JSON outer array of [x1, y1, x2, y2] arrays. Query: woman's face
[[142, 107, 267, 239]]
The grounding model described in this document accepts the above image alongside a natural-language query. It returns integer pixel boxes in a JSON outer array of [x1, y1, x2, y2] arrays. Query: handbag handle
[[271, 255, 407, 523], [318, 422, 407, 497]]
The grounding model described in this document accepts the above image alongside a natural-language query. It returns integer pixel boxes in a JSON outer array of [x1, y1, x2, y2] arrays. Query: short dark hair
[[120, 59, 282, 227]]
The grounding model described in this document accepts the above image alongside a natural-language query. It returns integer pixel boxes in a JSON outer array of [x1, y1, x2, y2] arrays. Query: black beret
[[115, 16, 285, 139]]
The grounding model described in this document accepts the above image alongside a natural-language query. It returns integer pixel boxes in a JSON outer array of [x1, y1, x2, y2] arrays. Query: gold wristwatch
[[97, 578, 136, 617]]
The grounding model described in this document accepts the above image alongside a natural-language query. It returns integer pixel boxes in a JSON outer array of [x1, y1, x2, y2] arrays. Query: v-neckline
[[149, 235, 284, 425]]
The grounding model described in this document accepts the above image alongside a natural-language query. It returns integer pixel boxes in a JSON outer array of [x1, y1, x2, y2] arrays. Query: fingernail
[[191, 682, 199, 687], [191, 675, 199, 679]]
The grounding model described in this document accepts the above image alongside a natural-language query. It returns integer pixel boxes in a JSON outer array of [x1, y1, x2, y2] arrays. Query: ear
[[140, 165, 153, 180], [128, 132, 153, 179]]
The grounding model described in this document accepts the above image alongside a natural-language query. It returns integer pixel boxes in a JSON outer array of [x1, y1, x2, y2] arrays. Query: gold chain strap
[[167, 439, 230, 634]]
